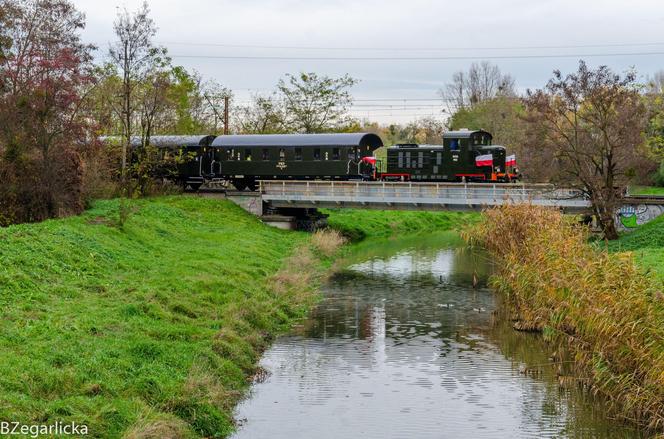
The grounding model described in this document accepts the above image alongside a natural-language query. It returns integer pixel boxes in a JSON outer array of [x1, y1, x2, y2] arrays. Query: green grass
[[609, 214, 664, 279], [0, 196, 314, 438], [0, 197, 475, 438], [324, 208, 480, 242], [628, 185, 664, 196]]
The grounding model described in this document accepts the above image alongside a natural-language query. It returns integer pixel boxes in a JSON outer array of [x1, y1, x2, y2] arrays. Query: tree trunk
[[593, 195, 619, 240]]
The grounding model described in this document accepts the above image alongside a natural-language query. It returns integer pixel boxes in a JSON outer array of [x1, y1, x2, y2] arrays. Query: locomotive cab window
[[294, 148, 302, 161], [347, 148, 356, 160], [314, 148, 321, 160], [332, 148, 340, 160], [450, 139, 459, 151]]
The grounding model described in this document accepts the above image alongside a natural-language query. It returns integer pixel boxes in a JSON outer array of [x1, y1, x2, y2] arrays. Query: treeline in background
[[1, 0, 664, 235]]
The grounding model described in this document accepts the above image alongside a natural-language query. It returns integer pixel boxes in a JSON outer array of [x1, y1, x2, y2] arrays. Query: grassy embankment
[[0, 196, 473, 438], [629, 185, 664, 196], [463, 205, 664, 432], [324, 208, 479, 242], [609, 214, 664, 280]]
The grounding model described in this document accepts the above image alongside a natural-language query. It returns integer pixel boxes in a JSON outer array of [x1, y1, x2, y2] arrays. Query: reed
[[463, 204, 664, 431]]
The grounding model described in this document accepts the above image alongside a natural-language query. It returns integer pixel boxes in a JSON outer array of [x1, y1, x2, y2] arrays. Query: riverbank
[[0, 197, 472, 438], [324, 208, 479, 242], [609, 214, 664, 280], [464, 204, 664, 432]]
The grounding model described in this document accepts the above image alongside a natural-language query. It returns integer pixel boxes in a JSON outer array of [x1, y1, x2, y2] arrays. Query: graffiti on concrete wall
[[616, 204, 664, 230]]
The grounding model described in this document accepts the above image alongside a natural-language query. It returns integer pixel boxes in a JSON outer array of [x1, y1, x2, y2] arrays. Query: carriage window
[[228, 148, 234, 160], [245, 148, 252, 161], [418, 151, 423, 168], [347, 148, 356, 160], [332, 148, 340, 160], [262, 148, 269, 160], [295, 148, 302, 161], [314, 148, 321, 160], [405, 151, 411, 169], [398, 152, 403, 168], [436, 152, 442, 165], [450, 139, 459, 151], [279, 148, 285, 160]]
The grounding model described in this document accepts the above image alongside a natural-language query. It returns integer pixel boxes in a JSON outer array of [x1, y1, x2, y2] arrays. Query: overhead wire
[[168, 51, 664, 61], [157, 41, 664, 51]]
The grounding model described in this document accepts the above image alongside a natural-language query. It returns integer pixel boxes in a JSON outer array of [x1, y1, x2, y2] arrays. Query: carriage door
[[200, 147, 214, 177]]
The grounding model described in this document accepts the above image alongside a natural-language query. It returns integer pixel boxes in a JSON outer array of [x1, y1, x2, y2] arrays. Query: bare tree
[[108, 1, 163, 180], [137, 68, 170, 143], [443, 71, 466, 113], [235, 93, 285, 134], [197, 78, 232, 134], [524, 61, 646, 239], [646, 70, 664, 94], [277, 72, 357, 133], [441, 61, 516, 111]]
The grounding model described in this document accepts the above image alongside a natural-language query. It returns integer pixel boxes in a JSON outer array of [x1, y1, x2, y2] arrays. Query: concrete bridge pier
[[205, 189, 327, 231]]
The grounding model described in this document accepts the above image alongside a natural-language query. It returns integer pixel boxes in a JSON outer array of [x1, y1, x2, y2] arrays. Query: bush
[[652, 161, 664, 187], [0, 147, 85, 226]]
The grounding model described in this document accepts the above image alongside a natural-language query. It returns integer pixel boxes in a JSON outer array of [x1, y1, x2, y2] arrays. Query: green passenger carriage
[[210, 133, 384, 190]]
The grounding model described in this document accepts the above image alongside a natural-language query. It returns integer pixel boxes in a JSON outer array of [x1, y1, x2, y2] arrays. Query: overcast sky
[[73, 0, 664, 124]]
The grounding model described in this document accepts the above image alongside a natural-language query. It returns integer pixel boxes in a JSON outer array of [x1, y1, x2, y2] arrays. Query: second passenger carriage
[[209, 133, 384, 190]]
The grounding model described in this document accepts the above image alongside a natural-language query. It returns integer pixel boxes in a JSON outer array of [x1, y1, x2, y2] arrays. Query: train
[[102, 129, 519, 191]]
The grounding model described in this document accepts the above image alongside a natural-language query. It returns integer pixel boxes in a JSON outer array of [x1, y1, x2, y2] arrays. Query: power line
[[169, 51, 664, 61], [158, 40, 664, 51], [231, 98, 451, 104], [353, 98, 449, 102], [349, 106, 445, 110]]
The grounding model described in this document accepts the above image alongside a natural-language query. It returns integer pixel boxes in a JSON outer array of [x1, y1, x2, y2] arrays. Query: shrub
[[652, 161, 664, 187], [311, 229, 346, 257]]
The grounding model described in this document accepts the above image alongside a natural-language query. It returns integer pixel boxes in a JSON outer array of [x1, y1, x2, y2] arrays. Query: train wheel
[[232, 180, 246, 191], [189, 183, 202, 191]]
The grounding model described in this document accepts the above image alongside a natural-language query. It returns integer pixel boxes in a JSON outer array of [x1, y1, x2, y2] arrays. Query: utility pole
[[223, 95, 229, 135]]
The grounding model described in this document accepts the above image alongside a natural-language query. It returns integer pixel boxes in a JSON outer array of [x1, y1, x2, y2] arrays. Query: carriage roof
[[210, 133, 383, 149], [443, 130, 492, 139], [99, 135, 216, 148]]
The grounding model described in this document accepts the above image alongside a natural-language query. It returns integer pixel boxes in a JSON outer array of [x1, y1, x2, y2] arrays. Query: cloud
[[75, 0, 664, 123]]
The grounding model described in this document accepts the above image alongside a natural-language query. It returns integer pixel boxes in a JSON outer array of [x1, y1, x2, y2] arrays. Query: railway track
[[623, 194, 664, 204]]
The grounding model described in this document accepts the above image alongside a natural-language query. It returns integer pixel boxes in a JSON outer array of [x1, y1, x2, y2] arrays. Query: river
[[232, 232, 643, 438]]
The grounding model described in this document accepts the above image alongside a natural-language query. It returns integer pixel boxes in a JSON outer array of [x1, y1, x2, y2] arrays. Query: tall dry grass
[[270, 229, 345, 301], [463, 204, 664, 431], [311, 229, 346, 257]]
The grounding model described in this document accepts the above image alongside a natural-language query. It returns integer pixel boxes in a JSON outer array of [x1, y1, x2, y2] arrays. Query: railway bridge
[[201, 180, 664, 230], [258, 180, 591, 212]]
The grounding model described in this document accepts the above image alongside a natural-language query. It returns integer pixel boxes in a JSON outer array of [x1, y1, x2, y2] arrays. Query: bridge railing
[[260, 180, 588, 208]]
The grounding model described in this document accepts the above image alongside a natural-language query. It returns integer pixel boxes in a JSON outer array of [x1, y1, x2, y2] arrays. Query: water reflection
[[233, 234, 642, 439]]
